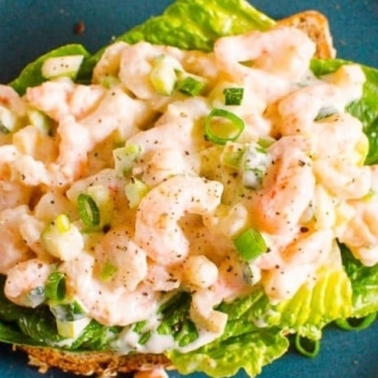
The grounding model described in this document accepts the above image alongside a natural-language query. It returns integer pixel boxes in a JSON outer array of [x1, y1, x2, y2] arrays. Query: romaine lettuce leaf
[[167, 326, 288, 378], [167, 268, 351, 377], [340, 245, 378, 318], [10, 0, 274, 92], [9, 44, 90, 95], [311, 59, 378, 165]]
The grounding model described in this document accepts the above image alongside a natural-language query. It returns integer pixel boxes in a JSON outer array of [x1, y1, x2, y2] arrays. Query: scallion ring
[[177, 76, 205, 96], [45, 271, 66, 302], [77, 193, 100, 227], [335, 312, 377, 331], [294, 334, 320, 358], [223, 87, 244, 106], [233, 228, 267, 261], [205, 108, 245, 145]]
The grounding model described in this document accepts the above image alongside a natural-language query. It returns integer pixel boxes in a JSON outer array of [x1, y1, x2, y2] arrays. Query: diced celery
[[113, 144, 142, 176], [125, 178, 149, 208], [0, 105, 19, 133], [56, 316, 91, 339], [100, 259, 118, 282], [220, 142, 245, 169], [27, 108, 53, 135], [41, 55, 84, 79], [41, 214, 84, 261], [86, 185, 114, 228], [150, 54, 182, 95]]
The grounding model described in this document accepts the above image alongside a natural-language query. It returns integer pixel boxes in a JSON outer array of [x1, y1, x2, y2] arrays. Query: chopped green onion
[[125, 177, 149, 209], [0, 105, 18, 133], [0, 121, 11, 134], [77, 193, 100, 227], [294, 334, 320, 358], [45, 272, 66, 302], [205, 108, 245, 145], [138, 331, 152, 345], [150, 54, 181, 95], [27, 108, 54, 135], [51, 301, 87, 322], [335, 312, 377, 331], [220, 142, 245, 169], [54, 214, 71, 233], [233, 228, 267, 261], [100, 259, 118, 282], [177, 76, 206, 96], [223, 87, 244, 106], [113, 144, 142, 176], [133, 320, 148, 333], [257, 137, 275, 149]]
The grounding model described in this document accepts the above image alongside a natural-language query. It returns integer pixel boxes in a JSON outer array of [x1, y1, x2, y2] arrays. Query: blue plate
[[1, 1, 378, 377]]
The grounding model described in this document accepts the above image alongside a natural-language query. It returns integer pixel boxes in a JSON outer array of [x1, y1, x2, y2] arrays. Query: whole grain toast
[[14, 9, 336, 377], [277, 10, 336, 59]]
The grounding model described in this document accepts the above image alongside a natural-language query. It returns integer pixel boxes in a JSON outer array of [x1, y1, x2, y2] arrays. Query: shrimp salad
[[1, 3, 378, 377]]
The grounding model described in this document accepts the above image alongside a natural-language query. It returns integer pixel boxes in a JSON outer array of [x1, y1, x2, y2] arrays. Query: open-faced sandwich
[[1, 1, 378, 377]]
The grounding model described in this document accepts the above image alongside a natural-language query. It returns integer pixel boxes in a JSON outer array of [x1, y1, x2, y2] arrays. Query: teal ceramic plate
[[0, 1, 378, 377]]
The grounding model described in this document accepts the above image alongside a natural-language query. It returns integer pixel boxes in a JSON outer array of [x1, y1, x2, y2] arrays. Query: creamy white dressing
[[113, 322, 223, 355]]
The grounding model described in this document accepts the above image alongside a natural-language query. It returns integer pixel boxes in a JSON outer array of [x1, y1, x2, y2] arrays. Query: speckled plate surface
[[1, 1, 378, 377]]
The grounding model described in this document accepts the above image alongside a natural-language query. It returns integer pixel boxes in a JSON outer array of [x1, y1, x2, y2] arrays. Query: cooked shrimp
[[0, 84, 26, 117], [134, 368, 169, 378], [338, 196, 378, 266], [129, 97, 210, 181], [50, 88, 153, 183], [262, 229, 333, 301], [128, 96, 210, 157], [313, 160, 371, 200], [118, 41, 185, 100], [94, 224, 148, 291], [68, 84, 106, 120], [282, 229, 333, 265], [277, 65, 365, 137], [135, 175, 223, 265], [61, 252, 159, 326], [4, 258, 53, 307], [310, 113, 371, 200], [0, 180, 32, 212], [92, 41, 129, 84], [26, 78, 75, 121], [250, 136, 315, 234], [141, 148, 200, 187], [182, 255, 219, 289], [190, 253, 249, 333], [34, 190, 78, 223], [214, 27, 315, 83], [144, 262, 182, 292], [0, 205, 35, 274], [262, 262, 315, 302], [12, 125, 58, 164]]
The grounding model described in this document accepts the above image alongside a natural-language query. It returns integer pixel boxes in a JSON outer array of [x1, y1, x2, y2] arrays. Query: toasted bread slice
[[277, 10, 336, 59], [18, 346, 172, 376], [14, 9, 336, 377]]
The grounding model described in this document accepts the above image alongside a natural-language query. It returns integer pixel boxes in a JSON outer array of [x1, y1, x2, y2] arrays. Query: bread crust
[[277, 10, 336, 59], [12, 9, 336, 377], [18, 346, 172, 376]]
